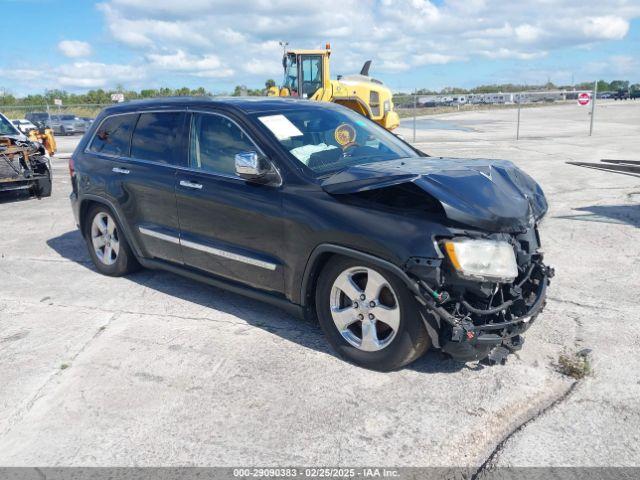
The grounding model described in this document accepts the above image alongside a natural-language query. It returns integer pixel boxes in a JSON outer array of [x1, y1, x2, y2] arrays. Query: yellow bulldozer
[[267, 44, 400, 131]]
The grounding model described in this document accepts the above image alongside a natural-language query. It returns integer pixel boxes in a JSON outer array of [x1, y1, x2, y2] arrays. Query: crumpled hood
[[321, 157, 548, 232]]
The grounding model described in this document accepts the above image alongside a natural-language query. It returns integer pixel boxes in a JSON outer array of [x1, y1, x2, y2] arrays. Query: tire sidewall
[[315, 257, 429, 371], [84, 205, 134, 276]]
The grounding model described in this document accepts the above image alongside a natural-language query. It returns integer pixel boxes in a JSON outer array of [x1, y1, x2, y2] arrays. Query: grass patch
[[60, 363, 70, 370], [557, 350, 591, 379]]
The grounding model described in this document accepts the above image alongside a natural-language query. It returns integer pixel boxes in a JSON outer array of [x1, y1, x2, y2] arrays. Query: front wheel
[[315, 257, 431, 371]]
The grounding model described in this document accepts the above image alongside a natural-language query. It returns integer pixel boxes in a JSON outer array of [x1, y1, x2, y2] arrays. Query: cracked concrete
[[0, 101, 638, 467]]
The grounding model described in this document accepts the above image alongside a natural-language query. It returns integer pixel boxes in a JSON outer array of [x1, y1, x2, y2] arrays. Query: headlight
[[443, 238, 518, 282]]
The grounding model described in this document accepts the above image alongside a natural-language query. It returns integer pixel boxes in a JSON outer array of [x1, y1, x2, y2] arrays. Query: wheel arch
[[300, 244, 421, 308], [78, 195, 144, 258], [332, 98, 373, 119]]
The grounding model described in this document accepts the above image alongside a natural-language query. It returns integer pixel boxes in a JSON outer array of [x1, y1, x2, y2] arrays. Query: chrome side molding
[[138, 226, 276, 271]]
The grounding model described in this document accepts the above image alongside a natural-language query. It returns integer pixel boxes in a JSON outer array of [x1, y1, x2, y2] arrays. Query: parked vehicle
[[50, 114, 87, 135], [0, 113, 52, 198], [80, 117, 95, 129], [69, 97, 552, 370], [11, 119, 38, 134], [614, 90, 630, 101], [25, 111, 52, 127]]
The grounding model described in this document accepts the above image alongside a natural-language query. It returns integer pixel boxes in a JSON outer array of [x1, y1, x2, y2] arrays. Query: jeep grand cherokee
[[69, 97, 553, 371]]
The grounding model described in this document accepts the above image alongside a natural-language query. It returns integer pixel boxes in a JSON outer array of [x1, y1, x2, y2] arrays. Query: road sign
[[53, 98, 62, 106], [111, 93, 125, 103], [578, 92, 591, 106]]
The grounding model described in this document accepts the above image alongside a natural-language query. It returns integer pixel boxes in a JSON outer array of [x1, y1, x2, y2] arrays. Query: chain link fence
[[392, 89, 636, 141], [1, 104, 110, 121]]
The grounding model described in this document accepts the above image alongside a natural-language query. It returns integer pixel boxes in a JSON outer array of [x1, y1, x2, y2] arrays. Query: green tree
[[609, 80, 630, 92], [265, 79, 276, 89]]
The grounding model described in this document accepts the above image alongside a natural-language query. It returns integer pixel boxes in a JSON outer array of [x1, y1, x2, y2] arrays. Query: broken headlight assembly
[[443, 237, 518, 283]]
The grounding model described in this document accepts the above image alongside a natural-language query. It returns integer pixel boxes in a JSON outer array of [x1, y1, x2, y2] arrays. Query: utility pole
[[412, 89, 417, 143], [516, 99, 521, 140], [279, 41, 288, 57], [590, 80, 598, 136]]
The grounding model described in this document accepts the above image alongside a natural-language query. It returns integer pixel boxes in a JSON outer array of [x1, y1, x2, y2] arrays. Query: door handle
[[179, 180, 203, 190], [112, 167, 130, 175]]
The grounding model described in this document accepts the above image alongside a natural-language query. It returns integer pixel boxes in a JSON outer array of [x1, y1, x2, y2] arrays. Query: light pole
[[589, 80, 598, 136], [279, 41, 289, 57]]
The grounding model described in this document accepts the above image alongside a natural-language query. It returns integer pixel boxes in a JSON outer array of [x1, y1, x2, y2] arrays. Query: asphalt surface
[[1, 101, 638, 468]]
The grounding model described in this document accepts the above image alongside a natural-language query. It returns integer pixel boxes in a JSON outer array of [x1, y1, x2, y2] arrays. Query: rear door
[[175, 111, 284, 293], [126, 111, 187, 264], [88, 111, 187, 264]]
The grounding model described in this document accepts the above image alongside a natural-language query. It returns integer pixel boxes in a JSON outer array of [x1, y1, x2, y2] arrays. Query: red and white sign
[[578, 92, 591, 106]]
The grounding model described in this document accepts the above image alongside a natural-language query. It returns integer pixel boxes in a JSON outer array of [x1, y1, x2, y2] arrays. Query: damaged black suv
[[70, 97, 552, 371]]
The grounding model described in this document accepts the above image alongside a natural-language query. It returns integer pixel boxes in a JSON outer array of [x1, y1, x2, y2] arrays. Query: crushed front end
[[321, 156, 554, 363], [0, 136, 52, 198], [407, 226, 553, 364]]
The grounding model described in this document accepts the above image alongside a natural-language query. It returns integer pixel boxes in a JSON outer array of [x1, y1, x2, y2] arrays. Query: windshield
[[0, 115, 19, 135], [253, 107, 419, 175]]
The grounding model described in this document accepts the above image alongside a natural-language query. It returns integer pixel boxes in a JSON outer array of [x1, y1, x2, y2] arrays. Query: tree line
[[1, 79, 637, 107], [0, 80, 278, 107], [394, 80, 639, 97]]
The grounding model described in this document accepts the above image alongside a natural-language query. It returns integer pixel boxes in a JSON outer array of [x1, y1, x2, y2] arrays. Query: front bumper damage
[[407, 227, 554, 363]]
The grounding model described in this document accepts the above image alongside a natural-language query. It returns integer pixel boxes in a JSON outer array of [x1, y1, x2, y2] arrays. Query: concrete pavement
[[1, 101, 638, 468]]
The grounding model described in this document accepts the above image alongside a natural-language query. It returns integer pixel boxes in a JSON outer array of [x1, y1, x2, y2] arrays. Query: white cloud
[[57, 61, 145, 88], [58, 40, 92, 58], [515, 24, 543, 43], [147, 50, 221, 71], [582, 15, 629, 40], [413, 53, 464, 65], [6, 0, 639, 93], [92, 0, 639, 83]]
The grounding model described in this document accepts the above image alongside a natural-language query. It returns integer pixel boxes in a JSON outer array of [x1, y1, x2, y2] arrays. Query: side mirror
[[235, 151, 278, 185]]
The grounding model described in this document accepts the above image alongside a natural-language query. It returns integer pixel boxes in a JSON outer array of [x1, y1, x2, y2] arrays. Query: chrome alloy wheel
[[329, 266, 400, 352], [91, 212, 120, 266]]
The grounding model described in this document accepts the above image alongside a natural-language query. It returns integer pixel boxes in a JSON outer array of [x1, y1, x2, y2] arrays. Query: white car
[[11, 119, 38, 134]]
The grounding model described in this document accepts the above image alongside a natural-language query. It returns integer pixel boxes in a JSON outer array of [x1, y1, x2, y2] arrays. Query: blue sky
[[1, 0, 639, 96]]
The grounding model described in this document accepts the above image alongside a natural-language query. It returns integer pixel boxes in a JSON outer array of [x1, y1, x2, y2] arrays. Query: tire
[[33, 166, 52, 198], [315, 256, 431, 371], [84, 204, 140, 276]]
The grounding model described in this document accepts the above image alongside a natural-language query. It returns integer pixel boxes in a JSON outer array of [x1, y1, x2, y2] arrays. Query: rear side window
[[189, 113, 257, 176], [89, 114, 137, 156], [131, 112, 185, 165]]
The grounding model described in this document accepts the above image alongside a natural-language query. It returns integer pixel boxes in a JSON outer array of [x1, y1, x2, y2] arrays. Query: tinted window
[[131, 112, 185, 165], [189, 113, 257, 176], [89, 114, 137, 156]]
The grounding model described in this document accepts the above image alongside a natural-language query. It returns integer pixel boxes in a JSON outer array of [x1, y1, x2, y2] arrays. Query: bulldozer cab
[[268, 44, 400, 131], [281, 50, 329, 100]]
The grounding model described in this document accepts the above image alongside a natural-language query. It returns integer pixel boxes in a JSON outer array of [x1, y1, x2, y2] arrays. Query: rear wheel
[[315, 257, 430, 371], [84, 205, 139, 276]]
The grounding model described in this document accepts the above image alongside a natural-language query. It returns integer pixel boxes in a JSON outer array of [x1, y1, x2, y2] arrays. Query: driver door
[[175, 111, 285, 294]]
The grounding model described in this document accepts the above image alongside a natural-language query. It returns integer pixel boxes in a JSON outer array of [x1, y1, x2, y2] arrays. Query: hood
[[2, 133, 28, 142], [321, 157, 548, 232]]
